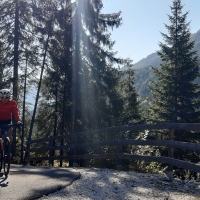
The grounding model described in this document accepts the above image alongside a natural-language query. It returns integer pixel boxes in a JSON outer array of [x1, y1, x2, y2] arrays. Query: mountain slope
[[133, 29, 200, 98]]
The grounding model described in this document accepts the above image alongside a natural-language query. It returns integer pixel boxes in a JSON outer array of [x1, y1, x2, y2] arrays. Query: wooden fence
[[25, 123, 200, 179]]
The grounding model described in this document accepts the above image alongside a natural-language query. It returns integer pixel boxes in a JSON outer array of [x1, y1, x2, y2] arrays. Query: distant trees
[[120, 60, 142, 125]]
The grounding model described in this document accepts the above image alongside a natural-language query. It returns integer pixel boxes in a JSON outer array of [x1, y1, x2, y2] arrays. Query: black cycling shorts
[[0, 119, 12, 125]]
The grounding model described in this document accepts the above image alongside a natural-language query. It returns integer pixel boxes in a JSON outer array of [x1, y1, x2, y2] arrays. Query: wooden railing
[[25, 123, 200, 179]]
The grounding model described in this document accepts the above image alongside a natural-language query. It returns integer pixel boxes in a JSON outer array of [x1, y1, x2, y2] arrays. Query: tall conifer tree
[[37, 0, 126, 133], [148, 0, 200, 176], [149, 0, 200, 125], [120, 60, 141, 126], [0, 0, 38, 100]]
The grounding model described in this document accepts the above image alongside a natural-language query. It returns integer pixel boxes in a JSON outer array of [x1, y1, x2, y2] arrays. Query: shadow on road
[[0, 165, 80, 200], [10, 165, 80, 182]]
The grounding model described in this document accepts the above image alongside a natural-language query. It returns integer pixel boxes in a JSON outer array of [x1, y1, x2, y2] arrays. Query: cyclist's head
[[0, 89, 11, 99]]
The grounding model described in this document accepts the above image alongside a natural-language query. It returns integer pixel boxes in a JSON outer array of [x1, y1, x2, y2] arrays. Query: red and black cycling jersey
[[0, 99, 20, 122]]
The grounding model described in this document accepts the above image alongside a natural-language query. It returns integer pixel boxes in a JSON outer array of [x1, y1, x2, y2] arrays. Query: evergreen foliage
[[30, 0, 140, 166], [133, 29, 200, 100], [147, 0, 200, 177], [149, 0, 200, 124], [5, 0, 199, 175], [36, 0, 128, 135], [120, 59, 142, 125], [0, 0, 40, 100]]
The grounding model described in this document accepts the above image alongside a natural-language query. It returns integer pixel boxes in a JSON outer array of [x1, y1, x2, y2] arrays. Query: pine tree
[[0, 0, 39, 100], [0, 40, 12, 87], [37, 0, 126, 133], [33, 0, 126, 166], [70, 0, 125, 131], [148, 0, 200, 177], [149, 0, 200, 125], [119, 60, 142, 166], [120, 59, 141, 126], [0, 0, 41, 161]]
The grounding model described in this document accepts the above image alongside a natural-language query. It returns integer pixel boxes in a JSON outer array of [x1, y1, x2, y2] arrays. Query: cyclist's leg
[[0, 128, 2, 150], [4, 135, 11, 176], [7, 128, 13, 145], [0, 119, 13, 143], [0, 119, 12, 144]]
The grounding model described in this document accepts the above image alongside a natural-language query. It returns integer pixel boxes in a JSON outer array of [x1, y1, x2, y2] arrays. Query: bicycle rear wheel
[[3, 138, 11, 176], [0, 149, 3, 172]]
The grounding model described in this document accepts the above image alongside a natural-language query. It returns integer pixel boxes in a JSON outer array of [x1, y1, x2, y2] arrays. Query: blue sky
[[102, 0, 200, 64]]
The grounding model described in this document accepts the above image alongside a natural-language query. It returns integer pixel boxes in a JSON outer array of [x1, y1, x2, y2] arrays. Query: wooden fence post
[[73, 134, 78, 167], [49, 138, 53, 167], [117, 131, 123, 170], [24, 139, 30, 165], [167, 129, 174, 180], [68, 133, 73, 167], [12, 128, 16, 159]]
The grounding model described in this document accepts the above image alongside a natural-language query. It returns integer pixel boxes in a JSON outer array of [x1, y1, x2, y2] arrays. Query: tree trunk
[[13, 0, 19, 101], [52, 74, 58, 167], [21, 54, 28, 164], [25, 18, 52, 162], [60, 70, 67, 167]]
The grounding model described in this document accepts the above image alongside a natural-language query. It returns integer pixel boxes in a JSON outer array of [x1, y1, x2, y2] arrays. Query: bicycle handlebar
[[0, 123, 22, 130]]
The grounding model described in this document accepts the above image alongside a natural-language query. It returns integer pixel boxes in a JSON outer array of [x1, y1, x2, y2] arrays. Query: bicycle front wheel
[[4, 138, 11, 176]]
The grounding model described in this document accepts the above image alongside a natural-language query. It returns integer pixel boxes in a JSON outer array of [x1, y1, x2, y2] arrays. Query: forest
[[0, 0, 200, 180]]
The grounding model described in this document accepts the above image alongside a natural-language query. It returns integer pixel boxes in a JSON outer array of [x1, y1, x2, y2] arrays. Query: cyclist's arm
[[12, 101, 21, 122]]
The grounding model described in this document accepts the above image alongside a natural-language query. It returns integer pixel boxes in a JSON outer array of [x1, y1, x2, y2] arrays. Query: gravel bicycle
[[0, 124, 22, 176]]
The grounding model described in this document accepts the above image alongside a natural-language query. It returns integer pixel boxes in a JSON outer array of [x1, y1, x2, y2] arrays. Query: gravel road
[[37, 168, 200, 200]]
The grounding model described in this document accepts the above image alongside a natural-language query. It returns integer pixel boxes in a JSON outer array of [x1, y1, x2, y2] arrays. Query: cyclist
[[0, 89, 21, 145]]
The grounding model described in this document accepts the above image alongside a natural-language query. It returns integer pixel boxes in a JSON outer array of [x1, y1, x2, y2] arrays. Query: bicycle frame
[[1, 129, 8, 155]]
